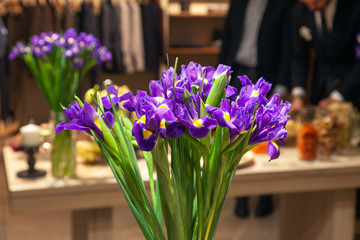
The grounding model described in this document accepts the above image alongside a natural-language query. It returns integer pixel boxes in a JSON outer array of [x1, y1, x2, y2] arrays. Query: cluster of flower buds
[[56, 62, 291, 161], [9, 28, 112, 69]]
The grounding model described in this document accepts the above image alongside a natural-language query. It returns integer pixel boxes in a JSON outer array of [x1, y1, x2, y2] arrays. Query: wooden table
[[2, 145, 360, 240]]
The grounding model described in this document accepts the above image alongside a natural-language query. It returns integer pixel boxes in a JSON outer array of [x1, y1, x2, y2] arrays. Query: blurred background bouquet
[[56, 61, 291, 239], [9, 28, 112, 178]]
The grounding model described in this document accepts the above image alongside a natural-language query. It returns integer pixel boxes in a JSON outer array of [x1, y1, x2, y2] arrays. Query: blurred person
[[219, 0, 295, 218], [290, 0, 360, 220], [290, 0, 360, 112]]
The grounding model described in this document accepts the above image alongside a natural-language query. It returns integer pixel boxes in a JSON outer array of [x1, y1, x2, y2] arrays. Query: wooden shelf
[[169, 46, 220, 54]]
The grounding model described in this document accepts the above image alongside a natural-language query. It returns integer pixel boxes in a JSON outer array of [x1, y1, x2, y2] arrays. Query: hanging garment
[[102, 0, 124, 72], [129, 0, 145, 72], [140, 2, 159, 71], [119, 1, 134, 73]]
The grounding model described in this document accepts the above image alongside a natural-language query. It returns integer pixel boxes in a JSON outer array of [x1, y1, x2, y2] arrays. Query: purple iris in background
[[55, 101, 114, 140], [8, 42, 29, 60], [9, 28, 112, 68]]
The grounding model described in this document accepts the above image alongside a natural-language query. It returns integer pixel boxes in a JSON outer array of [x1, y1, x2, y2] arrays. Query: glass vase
[[51, 111, 76, 178]]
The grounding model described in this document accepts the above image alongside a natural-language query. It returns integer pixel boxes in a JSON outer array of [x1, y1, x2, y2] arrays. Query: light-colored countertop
[[4, 145, 360, 213]]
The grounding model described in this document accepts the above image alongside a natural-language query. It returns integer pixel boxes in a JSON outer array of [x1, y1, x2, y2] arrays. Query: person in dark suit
[[219, 0, 295, 218], [291, 0, 360, 112], [291, 0, 360, 220], [219, 0, 295, 97]]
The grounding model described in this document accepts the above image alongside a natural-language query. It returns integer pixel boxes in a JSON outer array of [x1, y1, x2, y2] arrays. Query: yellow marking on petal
[[65, 50, 72, 57], [79, 41, 85, 47], [51, 34, 58, 40], [193, 118, 204, 128], [45, 36, 51, 42], [143, 129, 152, 139], [251, 90, 259, 97], [270, 141, 279, 150], [60, 38, 65, 44], [137, 115, 146, 124], [175, 80, 181, 85], [158, 104, 169, 109], [67, 38, 74, 44], [224, 112, 231, 122], [94, 117, 100, 128], [160, 119, 166, 128], [154, 96, 164, 104], [200, 78, 208, 84], [241, 130, 248, 134], [357, 36, 360, 43], [271, 125, 275, 128]]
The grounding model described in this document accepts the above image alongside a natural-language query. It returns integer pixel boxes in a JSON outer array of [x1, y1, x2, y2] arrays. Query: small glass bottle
[[297, 106, 319, 160]]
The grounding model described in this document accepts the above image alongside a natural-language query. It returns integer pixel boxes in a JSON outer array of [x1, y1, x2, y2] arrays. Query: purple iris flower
[[9, 42, 28, 60], [212, 64, 232, 84], [210, 99, 241, 139], [97, 47, 112, 64], [64, 28, 78, 46], [249, 93, 291, 160], [180, 61, 201, 81], [149, 80, 166, 98], [55, 101, 115, 139], [226, 85, 238, 101], [132, 110, 163, 151], [237, 76, 271, 108], [30, 35, 44, 46], [166, 121, 186, 139], [72, 57, 84, 68], [32, 46, 44, 58], [160, 66, 180, 91], [177, 94, 217, 138], [55, 37, 66, 48]]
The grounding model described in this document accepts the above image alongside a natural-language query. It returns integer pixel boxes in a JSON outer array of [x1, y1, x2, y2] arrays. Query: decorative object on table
[[328, 102, 355, 151], [18, 121, 46, 178], [56, 61, 291, 240], [297, 106, 318, 161], [314, 106, 341, 160], [284, 113, 301, 147], [9, 28, 112, 178]]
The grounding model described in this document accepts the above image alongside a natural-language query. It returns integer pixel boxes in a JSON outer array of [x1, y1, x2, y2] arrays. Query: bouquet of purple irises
[[56, 60, 291, 240], [10, 28, 112, 178], [9, 28, 112, 112]]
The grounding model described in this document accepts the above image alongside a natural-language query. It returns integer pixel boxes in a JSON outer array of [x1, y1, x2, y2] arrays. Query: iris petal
[[132, 123, 157, 151], [267, 141, 280, 161]]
